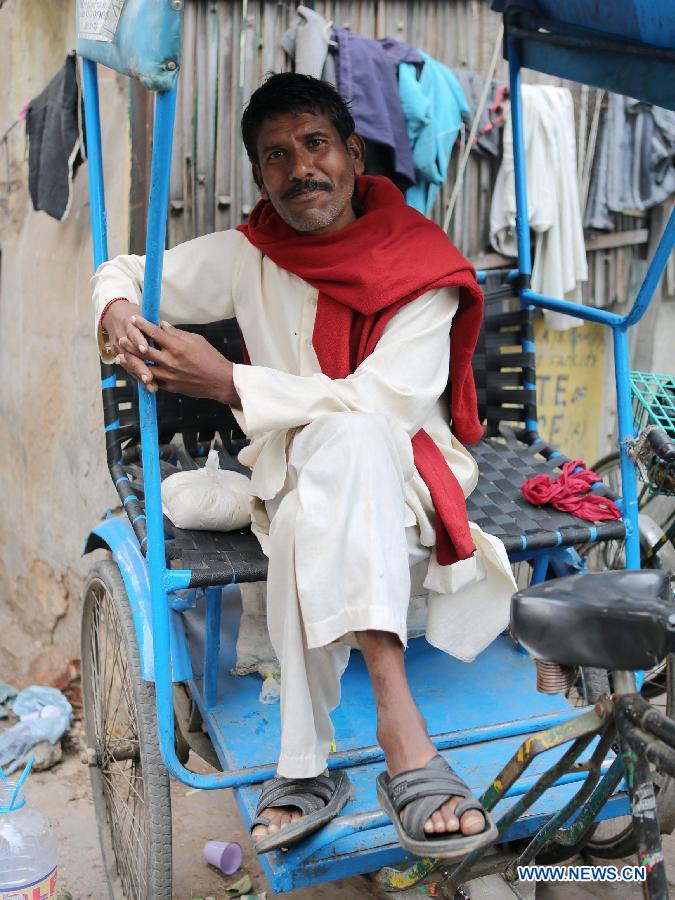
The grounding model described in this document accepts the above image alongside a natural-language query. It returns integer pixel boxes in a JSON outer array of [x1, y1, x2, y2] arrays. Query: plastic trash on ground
[[0, 687, 72, 775], [258, 665, 281, 705], [202, 839, 242, 875], [11, 685, 72, 720], [224, 874, 253, 896]]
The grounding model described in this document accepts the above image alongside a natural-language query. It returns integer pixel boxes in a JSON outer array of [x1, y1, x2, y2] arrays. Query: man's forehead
[[257, 110, 337, 144]]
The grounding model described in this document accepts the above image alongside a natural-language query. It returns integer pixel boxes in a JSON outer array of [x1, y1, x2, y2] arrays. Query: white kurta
[[93, 229, 516, 656]]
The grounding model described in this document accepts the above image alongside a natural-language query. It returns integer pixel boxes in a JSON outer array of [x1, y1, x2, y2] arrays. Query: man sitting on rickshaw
[[91, 72, 516, 860]]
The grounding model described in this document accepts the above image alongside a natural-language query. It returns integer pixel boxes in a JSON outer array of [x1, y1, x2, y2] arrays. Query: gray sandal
[[376, 754, 498, 860], [251, 769, 351, 854]]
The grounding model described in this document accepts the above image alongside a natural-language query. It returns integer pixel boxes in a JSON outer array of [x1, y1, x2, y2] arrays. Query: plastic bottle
[[0, 758, 57, 900]]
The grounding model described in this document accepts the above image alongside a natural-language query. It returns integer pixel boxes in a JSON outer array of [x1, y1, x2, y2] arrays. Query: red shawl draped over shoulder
[[237, 175, 484, 565]]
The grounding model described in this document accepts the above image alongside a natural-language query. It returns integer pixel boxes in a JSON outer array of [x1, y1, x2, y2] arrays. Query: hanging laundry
[[490, 85, 587, 330], [585, 94, 675, 231], [334, 28, 421, 191], [398, 52, 469, 217], [26, 53, 85, 221], [453, 69, 507, 158], [281, 5, 337, 85]]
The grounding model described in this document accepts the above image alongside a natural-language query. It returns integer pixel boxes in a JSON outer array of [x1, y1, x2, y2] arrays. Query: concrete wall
[[0, 0, 130, 683]]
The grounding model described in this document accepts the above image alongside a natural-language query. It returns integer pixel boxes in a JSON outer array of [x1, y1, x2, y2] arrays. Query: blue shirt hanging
[[399, 52, 469, 216]]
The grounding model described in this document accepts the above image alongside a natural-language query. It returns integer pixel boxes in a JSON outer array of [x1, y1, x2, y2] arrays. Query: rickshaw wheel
[[81, 561, 172, 900]]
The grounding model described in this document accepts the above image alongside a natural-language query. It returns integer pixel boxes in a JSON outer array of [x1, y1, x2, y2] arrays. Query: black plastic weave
[[466, 430, 625, 553]]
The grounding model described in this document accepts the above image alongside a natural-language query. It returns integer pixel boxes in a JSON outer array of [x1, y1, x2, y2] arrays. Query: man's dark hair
[[241, 72, 356, 164]]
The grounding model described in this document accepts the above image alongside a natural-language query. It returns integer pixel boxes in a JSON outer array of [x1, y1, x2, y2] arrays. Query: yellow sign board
[[533, 319, 607, 466]]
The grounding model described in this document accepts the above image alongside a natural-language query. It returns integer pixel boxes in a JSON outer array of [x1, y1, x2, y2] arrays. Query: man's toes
[[431, 810, 447, 834], [439, 801, 459, 833], [459, 809, 486, 835], [252, 825, 267, 839], [290, 810, 303, 822]]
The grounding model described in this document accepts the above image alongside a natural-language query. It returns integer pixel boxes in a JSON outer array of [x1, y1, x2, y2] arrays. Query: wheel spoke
[[83, 573, 162, 900]]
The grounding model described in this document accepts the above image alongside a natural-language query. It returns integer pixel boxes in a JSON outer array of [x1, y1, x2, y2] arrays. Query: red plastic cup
[[202, 839, 243, 875]]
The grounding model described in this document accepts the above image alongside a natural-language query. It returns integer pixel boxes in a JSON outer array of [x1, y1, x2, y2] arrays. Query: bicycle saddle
[[511, 570, 674, 671]]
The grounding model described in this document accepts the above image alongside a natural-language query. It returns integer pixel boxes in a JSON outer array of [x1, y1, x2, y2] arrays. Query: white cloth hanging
[[490, 85, 588, 331]]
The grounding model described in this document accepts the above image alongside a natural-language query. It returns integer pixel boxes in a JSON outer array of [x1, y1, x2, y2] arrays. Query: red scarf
[[237, 175, 484, 565]]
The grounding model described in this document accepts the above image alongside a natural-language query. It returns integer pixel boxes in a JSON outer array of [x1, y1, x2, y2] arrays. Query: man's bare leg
[[252, 629, 485, 841], [359, 629, 485, 836]]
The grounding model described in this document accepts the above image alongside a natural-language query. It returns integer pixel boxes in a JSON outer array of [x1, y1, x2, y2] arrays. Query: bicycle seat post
[[612, 670, 638, 696]]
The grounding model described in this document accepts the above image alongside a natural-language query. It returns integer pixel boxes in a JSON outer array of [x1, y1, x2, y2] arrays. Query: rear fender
[[84, 516, 192, 683]]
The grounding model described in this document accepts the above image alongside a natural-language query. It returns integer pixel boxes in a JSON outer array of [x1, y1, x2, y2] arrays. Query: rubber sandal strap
[[253, 774, 342, 828], [454, 797, 487, 820], [385, 755, 485, 841]]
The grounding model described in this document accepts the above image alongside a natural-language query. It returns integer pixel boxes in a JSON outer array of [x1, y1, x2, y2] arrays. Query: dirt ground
[[21, 747, 675, 900]]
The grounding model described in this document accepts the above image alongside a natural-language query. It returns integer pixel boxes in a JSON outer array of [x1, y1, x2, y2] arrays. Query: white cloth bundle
[[162, 450, 252, 531]]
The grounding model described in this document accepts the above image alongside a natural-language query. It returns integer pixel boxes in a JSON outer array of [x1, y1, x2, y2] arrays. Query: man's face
[[253, 111, 365, 234]]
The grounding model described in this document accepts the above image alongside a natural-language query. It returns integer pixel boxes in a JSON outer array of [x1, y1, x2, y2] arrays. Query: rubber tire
[[81, 561, 173, 900]]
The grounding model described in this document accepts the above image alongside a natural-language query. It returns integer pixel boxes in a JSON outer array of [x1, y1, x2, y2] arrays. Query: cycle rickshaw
[[78, 1, 675, 896]]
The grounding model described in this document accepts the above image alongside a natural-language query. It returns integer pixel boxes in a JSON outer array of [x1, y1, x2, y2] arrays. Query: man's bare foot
[[251, 769, 329, 841], [251, 805, 303, 840], [378, 713, 486, 837]]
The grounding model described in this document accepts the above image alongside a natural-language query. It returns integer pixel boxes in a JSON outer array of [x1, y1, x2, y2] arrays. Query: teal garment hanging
[[399, 52, 469, 216]]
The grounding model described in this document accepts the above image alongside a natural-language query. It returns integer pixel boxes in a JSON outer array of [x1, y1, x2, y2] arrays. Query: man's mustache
[[282, 179, 333, 200]]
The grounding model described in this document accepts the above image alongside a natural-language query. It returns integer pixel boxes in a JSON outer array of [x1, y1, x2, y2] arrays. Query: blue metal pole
[[138, 86, 181, 768], [203, 586, 222, 708], [613, 326, 640, 568], [507, 39, 532, 279], [623, 206, 675, 327], [81, 60, 108, 269]]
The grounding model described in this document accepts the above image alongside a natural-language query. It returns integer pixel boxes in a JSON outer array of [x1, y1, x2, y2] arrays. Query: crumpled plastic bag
[[0, 705, 71, 774], [11, 685, 72, 720], [162, 450, 253, 531]]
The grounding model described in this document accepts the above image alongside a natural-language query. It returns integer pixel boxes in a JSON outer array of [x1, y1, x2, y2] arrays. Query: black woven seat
[[466, 432, 624, 553], [466, 273, 624, 555], [97, 273, 624, 587]]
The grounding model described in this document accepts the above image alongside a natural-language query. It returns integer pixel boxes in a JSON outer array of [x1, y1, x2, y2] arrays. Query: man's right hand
[[102, 299, 158, 392]]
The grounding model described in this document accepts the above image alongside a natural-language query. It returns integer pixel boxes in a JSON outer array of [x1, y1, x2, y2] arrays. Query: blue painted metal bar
[[521, 289, 624, 326], [163, 569, 193, 592], [623, 205, 675, 327], [203, 586, 222, 708], [136, 85, 196, 782], [507, 39, 532, 278], [613, 327, 641, 568], [530, 553, 549, 585], [81, 60, 108, 269]]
